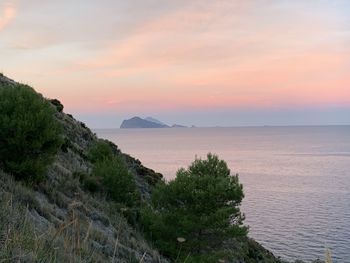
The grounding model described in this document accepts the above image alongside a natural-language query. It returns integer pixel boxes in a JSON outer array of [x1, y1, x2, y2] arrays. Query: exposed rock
[[0, 73, 16, 86], [50, 98, 64, 112]]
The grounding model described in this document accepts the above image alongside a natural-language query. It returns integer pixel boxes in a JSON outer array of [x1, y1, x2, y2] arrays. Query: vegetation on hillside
[[0, 83, 62, 182], [0, 77, 165, 262]]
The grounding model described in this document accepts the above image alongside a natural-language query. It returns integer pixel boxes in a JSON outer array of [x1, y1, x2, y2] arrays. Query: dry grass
[[0, 194, 100, 262], [0, 169, 168, 263]]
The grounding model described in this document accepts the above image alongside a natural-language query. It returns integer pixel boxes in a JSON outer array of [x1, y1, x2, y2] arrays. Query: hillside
[[0, 74, 322, 262], [0, 74, 166, 262]]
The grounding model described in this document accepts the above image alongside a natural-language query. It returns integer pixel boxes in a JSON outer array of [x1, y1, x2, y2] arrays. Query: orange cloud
[[0, 1, 16, 32]]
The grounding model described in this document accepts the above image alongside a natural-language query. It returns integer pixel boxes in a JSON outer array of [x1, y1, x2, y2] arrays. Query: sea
[[95, 126, 350, 262]]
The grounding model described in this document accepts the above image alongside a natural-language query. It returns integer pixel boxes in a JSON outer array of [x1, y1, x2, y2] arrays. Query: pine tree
[[142, 153, 247, 262]]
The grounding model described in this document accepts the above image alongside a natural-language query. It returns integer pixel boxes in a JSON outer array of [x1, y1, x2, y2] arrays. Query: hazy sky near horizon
[[1, 0, 349, 127]]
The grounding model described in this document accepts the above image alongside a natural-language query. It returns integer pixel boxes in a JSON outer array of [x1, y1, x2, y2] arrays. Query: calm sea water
[[96, 126, 350, 262]]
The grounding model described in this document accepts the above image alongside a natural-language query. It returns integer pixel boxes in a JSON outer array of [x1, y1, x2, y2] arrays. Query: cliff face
[[0, 74, 314, 263]]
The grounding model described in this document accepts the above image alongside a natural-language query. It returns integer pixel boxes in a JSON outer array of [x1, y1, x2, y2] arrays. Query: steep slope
[[0, 74, 166, 262], [0, 122, 165, 262]]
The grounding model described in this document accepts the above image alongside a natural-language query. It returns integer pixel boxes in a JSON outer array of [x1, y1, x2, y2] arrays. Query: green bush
[[88, 140, 114, 163], [141, 153, 248, 262], [93, 156, 139, 206], [0, 83, 62, 181], [88, 142, 139, 206]]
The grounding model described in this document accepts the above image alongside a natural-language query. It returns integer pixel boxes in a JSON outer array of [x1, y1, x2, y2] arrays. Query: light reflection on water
[[96, 126, 350, 262]]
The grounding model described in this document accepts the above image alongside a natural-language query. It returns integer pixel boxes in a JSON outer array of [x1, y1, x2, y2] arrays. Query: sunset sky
[[1, 0, 349, 127]]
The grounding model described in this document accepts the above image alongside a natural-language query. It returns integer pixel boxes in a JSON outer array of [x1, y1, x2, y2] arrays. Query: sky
[[0, 0, 349, 128]]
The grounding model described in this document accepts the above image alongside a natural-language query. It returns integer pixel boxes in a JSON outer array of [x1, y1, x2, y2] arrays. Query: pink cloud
[[5, 1, 349, 113], [0, 1, 16, 32]]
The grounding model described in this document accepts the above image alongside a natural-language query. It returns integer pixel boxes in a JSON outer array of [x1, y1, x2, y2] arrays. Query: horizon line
[[92, 124, 350, 130]]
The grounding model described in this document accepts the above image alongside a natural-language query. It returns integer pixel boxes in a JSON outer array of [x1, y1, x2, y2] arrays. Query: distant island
[[120, 116, 188, 129]]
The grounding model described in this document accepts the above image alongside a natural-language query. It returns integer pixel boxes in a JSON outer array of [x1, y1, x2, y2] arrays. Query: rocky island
[[120, 116, 169, 128], [120, 116, 187, 129]]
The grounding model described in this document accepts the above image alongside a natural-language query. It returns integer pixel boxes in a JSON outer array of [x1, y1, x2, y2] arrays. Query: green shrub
[[93, 156, 139, 206], [88, 140, 114, 163], [0, 83, 62, 181], [88, 142, 139, 206], [141, 153, 248, 262]]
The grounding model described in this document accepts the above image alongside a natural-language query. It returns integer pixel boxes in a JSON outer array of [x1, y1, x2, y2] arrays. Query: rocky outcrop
[[0, 73, 16, 86]]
